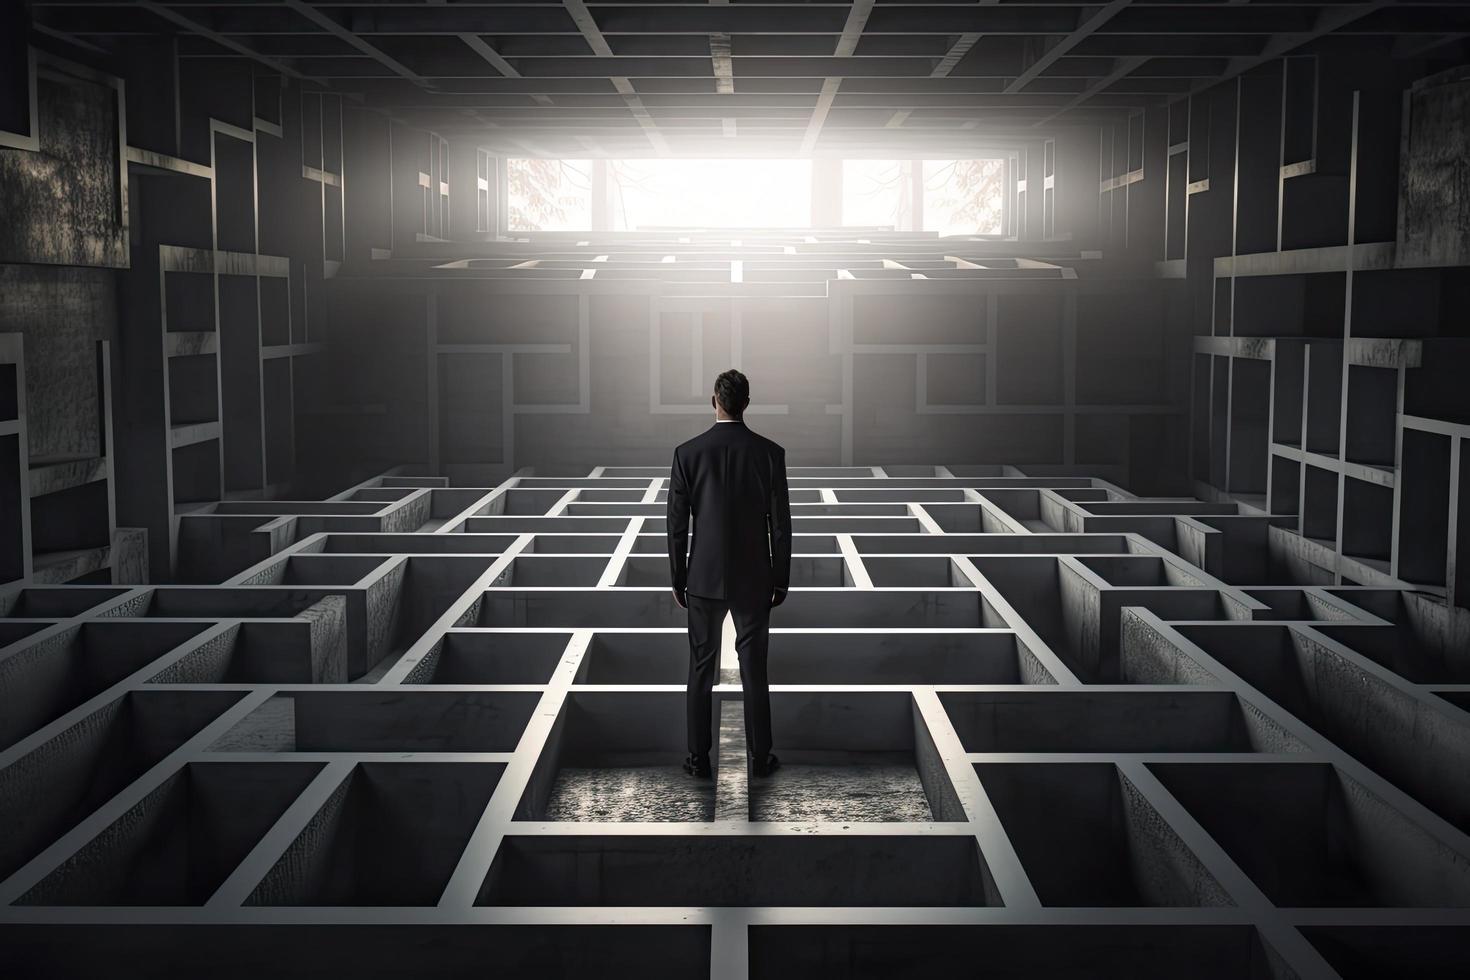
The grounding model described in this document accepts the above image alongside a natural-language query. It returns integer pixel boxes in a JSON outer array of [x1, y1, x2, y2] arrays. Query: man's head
[[712, 369, 750, 419]]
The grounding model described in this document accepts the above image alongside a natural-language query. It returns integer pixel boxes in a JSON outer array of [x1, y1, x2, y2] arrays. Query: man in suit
[[667, 369, 791, 779]]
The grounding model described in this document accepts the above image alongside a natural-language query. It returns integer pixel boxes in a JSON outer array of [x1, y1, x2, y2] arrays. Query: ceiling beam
[[46, 2, 1464, 38], [1005, 0, 1132, 94], [799, 77, 842, 156], [134, 0, 318, 84], [796, 1, 873, 158], [1394, 32, 1470, 59], [708, 0, 734, 95], [1033, 55, 1149, 127], [834, 0, 875, 59], [1182, 0, 1394, 100], [564, 0, 614, 58], [612, 76, 670, 154], [283, 0, 428, 88], [569, 0, 668, 154], [710, 32, 735, 95], [458, 34, 519, 79], [932, 34, 982, 79]]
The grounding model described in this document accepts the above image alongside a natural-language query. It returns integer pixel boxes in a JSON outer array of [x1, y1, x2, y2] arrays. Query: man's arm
[[667, 448, 691, 607], [768, 448, 792, 606]]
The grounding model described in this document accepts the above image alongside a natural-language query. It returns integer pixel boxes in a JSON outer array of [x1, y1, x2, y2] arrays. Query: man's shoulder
[[674, 427, 716, 457], [747, 428, 785, 459], [677, 424, 783, 459]]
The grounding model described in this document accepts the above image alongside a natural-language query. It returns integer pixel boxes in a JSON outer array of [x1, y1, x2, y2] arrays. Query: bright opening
[[506, 158, 594, 233], [507, 158, 812, 232], [842, 159, 909, 229], [924, 159, 1007, 237], [609, 159, 811, 230], [506, 157, 1008, 234]]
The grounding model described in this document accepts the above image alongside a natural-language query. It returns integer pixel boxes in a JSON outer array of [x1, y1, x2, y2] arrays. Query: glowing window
[[841, 159, 908, 229], [923, 159, 1006, 237], [608, 158, 811, 230], [506, 158, 592, 232]]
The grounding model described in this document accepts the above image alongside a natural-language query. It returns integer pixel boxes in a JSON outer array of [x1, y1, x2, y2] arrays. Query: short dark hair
[[713, 369, 750, 416]]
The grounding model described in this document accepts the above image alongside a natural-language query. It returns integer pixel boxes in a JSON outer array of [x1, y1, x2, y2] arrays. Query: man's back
[[666, 420, 791, 605], [669, 368, 787, 780]]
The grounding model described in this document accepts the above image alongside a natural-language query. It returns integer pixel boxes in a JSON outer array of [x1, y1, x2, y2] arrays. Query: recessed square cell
[[907, 503, 1009, 533], [1151, 762, 1470, 907], [479, 589, 991, 630], [209, 691, 538, 752], [0, 620, 213, 751], [17, 761, 323, 906], [855, 533, 1133, 555], [976, 762, 1231, 907], [574, 631, 688, 684], [941, 691, 1300, 754], [1304, 925, 1470, 980], [1240, 588, 1367, 621], [749, 924, 1273, 979], [242, 554, 390, 586], [408, 631, 570, 684], [564, 501, 662, 517], [794, 515, 920, 533], [464, 516, 633, 534], [0, 586, 128, 618], [248, 762, 503, 906], [478, 833, 993, 907], [616, 555, 848, 587], [766, 632, 1053, 685], [490, 556, 609, 587], [1314, 622, 1470, 683], [863, 556, 972, 587], [574, 489, 648, 503], [1075, 555, 1207, 588], [1177, 623, 1470, 834], [631, 533, 838, 555], [146, 617, 345, 685], [751, 691, 960, 823], [519, 691, 713, 822], [0, 690, 245, 882], [0, 620, 52, 647], [496, 488, 573, 515], [320, 533, 519, 555], [519, 534, 623, 554]]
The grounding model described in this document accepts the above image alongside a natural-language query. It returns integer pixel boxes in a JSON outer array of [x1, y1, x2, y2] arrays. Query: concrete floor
[[748, 763, 933, 823], [545, 767, 716, 822]]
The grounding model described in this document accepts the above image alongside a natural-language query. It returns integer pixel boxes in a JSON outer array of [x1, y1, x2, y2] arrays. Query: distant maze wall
[[319, 275, 1187, 490]]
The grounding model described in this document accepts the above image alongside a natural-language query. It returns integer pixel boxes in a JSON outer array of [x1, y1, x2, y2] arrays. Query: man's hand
[[673, 588, 688, 609], [770, 588, 787, 608]]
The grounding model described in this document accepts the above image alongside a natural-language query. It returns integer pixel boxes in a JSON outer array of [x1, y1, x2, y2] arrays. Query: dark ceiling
[[30, 1, 1470, 156]]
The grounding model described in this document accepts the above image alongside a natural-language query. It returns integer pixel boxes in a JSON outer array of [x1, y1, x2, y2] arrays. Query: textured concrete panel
[[749, 763, 932, 822], [544, 767, 715, 822], [0, 74, 126, 268]]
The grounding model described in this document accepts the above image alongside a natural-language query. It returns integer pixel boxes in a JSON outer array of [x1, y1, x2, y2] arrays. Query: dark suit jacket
[[667, 420, 792, 604]]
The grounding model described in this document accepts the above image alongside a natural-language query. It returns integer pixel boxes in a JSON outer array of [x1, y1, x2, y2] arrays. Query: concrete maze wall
[[2, 465, 1470, 978]]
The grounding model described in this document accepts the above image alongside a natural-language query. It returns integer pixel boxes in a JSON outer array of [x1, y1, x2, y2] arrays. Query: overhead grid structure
[[29, 1, 1470, 157]]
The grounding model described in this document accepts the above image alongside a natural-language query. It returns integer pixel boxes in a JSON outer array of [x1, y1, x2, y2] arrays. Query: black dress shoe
[[682, 753, 712, 778], [751, 753, 781, 777]]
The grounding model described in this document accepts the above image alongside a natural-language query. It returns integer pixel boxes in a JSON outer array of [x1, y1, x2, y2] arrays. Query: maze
[[2, 464, 1469, 978]]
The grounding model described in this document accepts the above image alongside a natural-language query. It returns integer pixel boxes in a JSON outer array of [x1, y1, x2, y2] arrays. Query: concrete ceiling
[[30, 1, 1470, 156]]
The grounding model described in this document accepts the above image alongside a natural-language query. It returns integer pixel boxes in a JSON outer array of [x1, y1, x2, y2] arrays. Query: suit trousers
[[685, 592, 773, 761]]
